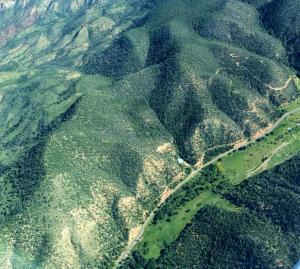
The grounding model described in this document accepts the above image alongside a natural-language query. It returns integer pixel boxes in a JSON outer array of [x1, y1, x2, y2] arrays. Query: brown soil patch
[[253, 124, 272, 140], [234, 139, 248, 149], [128, 226, 142, 246], [174, 172, 185, 181], [161, 187, 171, 203], [156, 143, 176, 155]]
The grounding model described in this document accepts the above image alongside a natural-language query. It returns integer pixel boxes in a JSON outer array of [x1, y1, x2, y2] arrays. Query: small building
[[177, 157, 185, 164]]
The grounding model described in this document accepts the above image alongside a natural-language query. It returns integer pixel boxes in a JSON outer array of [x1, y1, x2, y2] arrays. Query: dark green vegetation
[[260, 0, 300, 72], [0, 0, 299, 268]]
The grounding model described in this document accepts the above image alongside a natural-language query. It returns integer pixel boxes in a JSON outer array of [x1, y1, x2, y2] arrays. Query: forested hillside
[[0, 0, 298, 268], [260, 0, 300, 72]]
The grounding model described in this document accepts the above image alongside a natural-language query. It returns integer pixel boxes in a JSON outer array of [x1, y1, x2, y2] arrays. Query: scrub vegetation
[[0, 0, 299, 268]]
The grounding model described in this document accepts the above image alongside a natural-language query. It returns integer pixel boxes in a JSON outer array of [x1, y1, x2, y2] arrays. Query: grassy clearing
[[220, 85, 300, 184], [0, 71, 25, 83], [138, 191, 240, 259], [265, 114, 300, 170]]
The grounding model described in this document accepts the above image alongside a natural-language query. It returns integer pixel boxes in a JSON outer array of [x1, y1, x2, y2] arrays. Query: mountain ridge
[[0, 0, 299, 268]]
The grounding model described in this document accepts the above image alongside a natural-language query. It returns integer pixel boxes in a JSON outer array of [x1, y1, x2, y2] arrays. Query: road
[[265, 75, 294, 91], [113, 105, 300, 268], [247, 141, 290, 177]]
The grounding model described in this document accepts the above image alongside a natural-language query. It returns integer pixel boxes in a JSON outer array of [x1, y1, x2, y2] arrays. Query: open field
[[139, 191, 240, 259], [220, 112, 300, 183]]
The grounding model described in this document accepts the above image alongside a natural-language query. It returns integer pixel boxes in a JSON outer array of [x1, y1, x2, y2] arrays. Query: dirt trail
[[247, 142, 290, 177], [264, 76, 293, 91]]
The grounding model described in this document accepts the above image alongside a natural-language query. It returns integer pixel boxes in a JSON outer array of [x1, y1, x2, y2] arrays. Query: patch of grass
[[138, 191, 240, 259], [221, 107, 300, 184]]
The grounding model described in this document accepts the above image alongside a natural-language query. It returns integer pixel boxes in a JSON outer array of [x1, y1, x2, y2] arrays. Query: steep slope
[[0, 0, 299, 268], [259, 0, 300, 72], [0, 1, 181, 268], [83, 0, 299, 164], [0, 73, 182, 268]]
